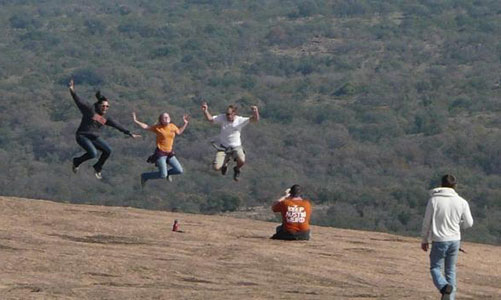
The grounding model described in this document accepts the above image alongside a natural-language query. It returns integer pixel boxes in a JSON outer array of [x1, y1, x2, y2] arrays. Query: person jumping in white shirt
[[201, 102, 259, 181]]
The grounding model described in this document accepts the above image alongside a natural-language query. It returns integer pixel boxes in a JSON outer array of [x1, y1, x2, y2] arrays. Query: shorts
[[213, 146, 245, 169]]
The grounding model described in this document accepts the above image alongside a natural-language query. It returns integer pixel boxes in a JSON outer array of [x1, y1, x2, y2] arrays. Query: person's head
[[289, 184, 302, 198], [158, 112, 171, 125], [441, 174, 457, 189], [94, 91, 110, 114], [225, 105, 237, 122]]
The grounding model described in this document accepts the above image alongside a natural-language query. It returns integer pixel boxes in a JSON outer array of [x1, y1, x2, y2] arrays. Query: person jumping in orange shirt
[[271, 184, 312, 240], [132, 112, 189, 187]]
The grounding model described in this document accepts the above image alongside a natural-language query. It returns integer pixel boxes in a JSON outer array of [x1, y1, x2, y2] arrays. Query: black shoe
[[233, 166, 240, 181], [221, 165, 228, 175], [440, 284, 453, 300], [72, 158, 79, 174]]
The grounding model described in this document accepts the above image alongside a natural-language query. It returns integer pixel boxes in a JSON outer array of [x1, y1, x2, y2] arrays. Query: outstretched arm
[[132, 112, 151, 130], [176, 114, 190, 135], [201, 101, 214, 122], [250, 106, 260, 123], [107, 117, 141, 138]]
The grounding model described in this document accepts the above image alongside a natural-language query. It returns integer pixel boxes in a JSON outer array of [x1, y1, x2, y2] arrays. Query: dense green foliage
[[1, 0, 500, 244]]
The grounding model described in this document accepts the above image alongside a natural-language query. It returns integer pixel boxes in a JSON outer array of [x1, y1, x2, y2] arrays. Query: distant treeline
[[0, 0, 500, 244]]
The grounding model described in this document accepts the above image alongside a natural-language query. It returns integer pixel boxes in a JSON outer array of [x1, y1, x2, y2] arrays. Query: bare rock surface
[[1, 196, 500, 299]]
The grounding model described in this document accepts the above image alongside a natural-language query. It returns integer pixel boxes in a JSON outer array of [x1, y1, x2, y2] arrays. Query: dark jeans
[[271, 225, 310, 241], [74, 134, 112, 172]]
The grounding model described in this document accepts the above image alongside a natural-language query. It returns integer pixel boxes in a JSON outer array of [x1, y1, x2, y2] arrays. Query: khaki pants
[[213, 146, 245, 170]]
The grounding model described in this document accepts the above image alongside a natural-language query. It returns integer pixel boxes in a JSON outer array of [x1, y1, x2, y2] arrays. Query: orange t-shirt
[[149, 123, 179, 152], [272, 197, 311, 233]]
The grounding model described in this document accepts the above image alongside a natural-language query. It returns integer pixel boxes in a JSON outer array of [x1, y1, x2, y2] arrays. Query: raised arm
[[69, 78, 75, 94], [250, 105, 260, 123], [201, 101, 214, 122], [176, 114, 190, 135], [132, 112, 151, 130], [68, 79, 92, 114]]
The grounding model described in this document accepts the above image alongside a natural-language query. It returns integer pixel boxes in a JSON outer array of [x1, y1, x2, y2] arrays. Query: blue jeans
[[430, 240, 460, 300], [141, 156, 183, 181], [74, 135, 112, 172]]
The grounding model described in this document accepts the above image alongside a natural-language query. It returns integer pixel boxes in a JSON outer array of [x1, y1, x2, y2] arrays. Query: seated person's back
[[271, 184, 312, 240]]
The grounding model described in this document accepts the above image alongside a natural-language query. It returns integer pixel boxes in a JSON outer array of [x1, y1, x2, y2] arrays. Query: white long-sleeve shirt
[[421, 187, 474, 243]]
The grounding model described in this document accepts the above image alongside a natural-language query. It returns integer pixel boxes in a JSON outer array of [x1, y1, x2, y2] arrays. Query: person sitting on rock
[[271, 184, 312, 241]]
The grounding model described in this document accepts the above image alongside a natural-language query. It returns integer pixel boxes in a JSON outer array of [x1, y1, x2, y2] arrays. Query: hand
[[250, 105, 258, 112], [201, 101, 208, 112], [421, 243, 429, 252], [68, 79, 75, 92], [131, 133, 141, 139], [183, 114, 190, 123]]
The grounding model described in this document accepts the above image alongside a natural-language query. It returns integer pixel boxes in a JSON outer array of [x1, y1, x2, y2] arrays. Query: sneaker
[[440, 284, 453, 300], [221, 165, 228, 176], [140, 175, 146, 188], [233, 166, 240, 181], [441, 293, 451, 300], [72, 158, 79, 174], [94, 171, 103, 180], [166, 174, 173, 182]]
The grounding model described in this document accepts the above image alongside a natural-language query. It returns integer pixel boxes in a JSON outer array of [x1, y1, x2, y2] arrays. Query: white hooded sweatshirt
[[421, 187, 474, 243]]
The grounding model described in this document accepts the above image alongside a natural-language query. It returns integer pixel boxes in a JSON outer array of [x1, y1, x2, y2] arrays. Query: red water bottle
[[172, 219, 179, 232]]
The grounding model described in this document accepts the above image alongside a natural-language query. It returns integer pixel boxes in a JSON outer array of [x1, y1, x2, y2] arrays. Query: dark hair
[[289, 184, 302, 197], [95, 90, 108, 103], [441, 174, 457, 188]]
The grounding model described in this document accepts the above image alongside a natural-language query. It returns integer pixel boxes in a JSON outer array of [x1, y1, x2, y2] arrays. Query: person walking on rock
[[421, 174, 474, 300]]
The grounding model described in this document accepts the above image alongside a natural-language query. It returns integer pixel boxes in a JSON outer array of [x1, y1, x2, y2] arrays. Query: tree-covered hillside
[[1, 0, 500, 244]]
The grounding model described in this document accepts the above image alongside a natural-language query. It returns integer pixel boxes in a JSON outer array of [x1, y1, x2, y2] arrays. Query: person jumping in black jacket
[[69, 79, 140, 179]]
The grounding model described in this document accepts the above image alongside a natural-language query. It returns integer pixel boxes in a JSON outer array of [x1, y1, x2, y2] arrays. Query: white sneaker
[[94, 171, 103, 180], [166, 175, 173, 182]]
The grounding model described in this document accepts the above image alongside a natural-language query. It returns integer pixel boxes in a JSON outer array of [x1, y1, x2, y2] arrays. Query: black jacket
[[70, 90, 131, 139]]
